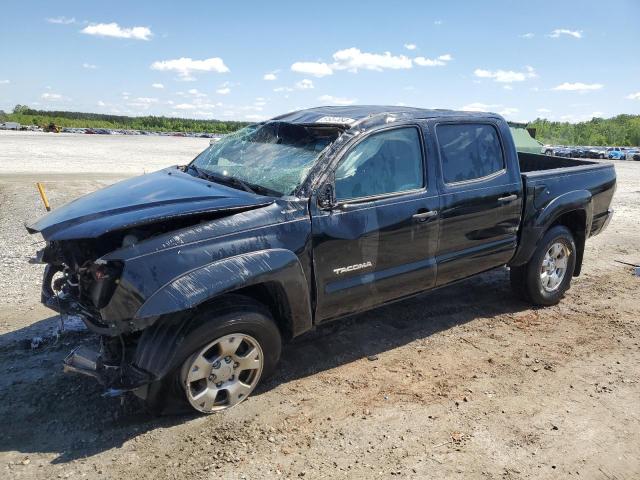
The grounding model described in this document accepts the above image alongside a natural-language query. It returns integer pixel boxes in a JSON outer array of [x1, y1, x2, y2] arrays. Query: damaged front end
[[26, 167, 279, 397], [35, 232, 160, 395]]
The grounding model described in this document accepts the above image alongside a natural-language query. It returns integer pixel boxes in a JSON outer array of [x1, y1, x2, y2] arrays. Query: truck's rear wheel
[[145, 296, 281, 414], [510, 225, 576, 306]]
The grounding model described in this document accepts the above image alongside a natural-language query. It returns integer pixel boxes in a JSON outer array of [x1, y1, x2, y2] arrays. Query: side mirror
[[317, 183, 335, 210]]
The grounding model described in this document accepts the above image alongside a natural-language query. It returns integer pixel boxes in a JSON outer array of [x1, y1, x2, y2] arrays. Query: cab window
[[436, 123, 505, 184], [334, 127, 424, 201]]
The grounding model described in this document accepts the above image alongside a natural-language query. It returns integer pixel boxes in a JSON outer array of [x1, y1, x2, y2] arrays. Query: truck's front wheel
[[510, 225, 576, 306], [145, 296, 281, 414]]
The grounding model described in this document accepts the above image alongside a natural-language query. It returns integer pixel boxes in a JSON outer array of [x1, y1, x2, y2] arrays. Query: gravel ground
[[0, 132, 638, 479]]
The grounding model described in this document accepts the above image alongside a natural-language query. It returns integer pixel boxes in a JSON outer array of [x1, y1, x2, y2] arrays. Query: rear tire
[[510, 225, 576, 306], [144, 295, 281, 415]]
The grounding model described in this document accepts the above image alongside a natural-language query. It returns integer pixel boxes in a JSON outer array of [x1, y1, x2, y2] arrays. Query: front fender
[[135, 248, 312, 336]]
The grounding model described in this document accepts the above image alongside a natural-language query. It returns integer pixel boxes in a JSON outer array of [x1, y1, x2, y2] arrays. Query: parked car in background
[[587, 147, 606, 159], [543, 145, 555, 156], [626, 148, 640, 161], [607, 147, 626, 160]]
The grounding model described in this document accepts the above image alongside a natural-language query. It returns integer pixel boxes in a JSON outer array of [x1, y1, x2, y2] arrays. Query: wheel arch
[[548, 209, 588, 276], [134, 248, 313, 336], [510, 189, 592, 272]]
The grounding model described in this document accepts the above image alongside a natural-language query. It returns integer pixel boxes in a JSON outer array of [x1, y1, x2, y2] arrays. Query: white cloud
[[404, 43, 417, 50], [295, 79, 314, 90], [263, 73, 277, 81], [81, 22, 152, 41], [188, 88, 206, 97], [461, 102, 519, 118], [151, 57, 229, 80], [519, 32, 535, 39], [127, 97, 158, 109], [274, 86, 293, 93], [499, 107, 519, 116], [626, 92, 640, 100], [291, 47, 414, 78], [82, 63, 97, 69], [559, 112, 604, 123], [97, 100, 106, 107], [46, 16, 76, 25], [174, 103, 197, 110], [0, 80, 10, 85], [414, 53, 453, 67], [41, 92, 63, 101], [434, 20, 443, 25], [291, 61, 333, 77], [548, 29, 583, 39], [245, 114, 266, 121], [332, 48, 412, 72], [503, 85, 513, 90], [216, 87, 231, 95], [473, 66, 536, 83], [537, 108, 552, 113], [149, 83, 163, 89], [552, 82, 603, 92], [318, 94, 356, 106]]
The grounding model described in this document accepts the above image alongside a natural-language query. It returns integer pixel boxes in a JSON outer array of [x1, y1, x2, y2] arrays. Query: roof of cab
[[271, 105, 502, 126]]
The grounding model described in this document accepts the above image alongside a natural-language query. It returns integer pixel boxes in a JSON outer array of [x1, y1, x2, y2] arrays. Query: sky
[[1, 0, 639, 123]]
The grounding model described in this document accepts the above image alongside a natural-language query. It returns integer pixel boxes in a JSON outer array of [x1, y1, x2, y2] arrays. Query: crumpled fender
[[534, 189, 593, 232], [134, 248, 312, 336], [510, 189, 592, 267]]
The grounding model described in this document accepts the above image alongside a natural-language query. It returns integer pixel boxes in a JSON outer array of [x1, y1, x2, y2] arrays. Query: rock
[[367, 355, 379, 361]]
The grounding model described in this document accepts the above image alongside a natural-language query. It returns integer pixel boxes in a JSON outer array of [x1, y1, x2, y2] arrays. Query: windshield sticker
[[315, 116, 356, 125]]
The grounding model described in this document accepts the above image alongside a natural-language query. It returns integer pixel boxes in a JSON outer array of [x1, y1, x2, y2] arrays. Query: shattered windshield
[[190, 122, 342, 196]]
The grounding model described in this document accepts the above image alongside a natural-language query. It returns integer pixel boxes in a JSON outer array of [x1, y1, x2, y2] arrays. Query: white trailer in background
[[0, 121, 20, 130]]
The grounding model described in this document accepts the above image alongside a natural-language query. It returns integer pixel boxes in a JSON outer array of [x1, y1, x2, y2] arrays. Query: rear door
[[430, 120, 522, 286], [310, 125, 440, 322]]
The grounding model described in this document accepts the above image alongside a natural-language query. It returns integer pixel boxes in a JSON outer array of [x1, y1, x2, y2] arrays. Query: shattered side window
[[192, 122, 341, 195], [334, 127, 424, 200]]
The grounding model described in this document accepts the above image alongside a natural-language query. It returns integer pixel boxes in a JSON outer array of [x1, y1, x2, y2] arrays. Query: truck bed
[[511, 151, 616, 271], [517, 151, 604, 174]]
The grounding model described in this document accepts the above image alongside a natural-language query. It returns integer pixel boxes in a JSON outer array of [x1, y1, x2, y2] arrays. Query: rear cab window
[[436, 123, 505, 184]]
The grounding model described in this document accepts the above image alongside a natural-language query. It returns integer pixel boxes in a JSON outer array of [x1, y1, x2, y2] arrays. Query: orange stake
[[36, 182, 51, 212]]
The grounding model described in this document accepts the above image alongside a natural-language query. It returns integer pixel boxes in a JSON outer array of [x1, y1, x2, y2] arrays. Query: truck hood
[[26, 167, 272, 241]]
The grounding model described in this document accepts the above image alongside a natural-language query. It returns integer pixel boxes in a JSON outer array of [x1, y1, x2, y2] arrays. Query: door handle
[[413, 210, 438, 221], [497, 194, 518, 203]]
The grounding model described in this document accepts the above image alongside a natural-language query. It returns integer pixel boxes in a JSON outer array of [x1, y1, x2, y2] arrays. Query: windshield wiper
[[188, 164, 278, 196]]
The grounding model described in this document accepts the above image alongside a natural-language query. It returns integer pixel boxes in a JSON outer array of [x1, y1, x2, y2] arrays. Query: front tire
[[145, 296, 281, 414], [510, 225, 576, 306]]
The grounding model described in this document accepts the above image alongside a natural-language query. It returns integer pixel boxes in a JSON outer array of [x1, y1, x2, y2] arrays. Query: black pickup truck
[[27, 106, 615, 414]]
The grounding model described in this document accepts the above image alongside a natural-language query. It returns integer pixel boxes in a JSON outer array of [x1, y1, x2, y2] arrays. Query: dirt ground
[[0, 131, 638, 480]]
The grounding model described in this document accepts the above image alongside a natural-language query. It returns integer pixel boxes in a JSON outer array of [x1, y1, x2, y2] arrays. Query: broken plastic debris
[[57, 314, 87, 334]]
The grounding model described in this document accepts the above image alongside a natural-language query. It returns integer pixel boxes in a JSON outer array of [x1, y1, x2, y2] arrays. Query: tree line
[[1, 105, 248, 133], [2, 106, 638, 145], [529, 115, 640, 146]]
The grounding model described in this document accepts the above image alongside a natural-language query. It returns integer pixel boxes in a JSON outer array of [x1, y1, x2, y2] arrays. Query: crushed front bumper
[[63, 345, 154, 396]]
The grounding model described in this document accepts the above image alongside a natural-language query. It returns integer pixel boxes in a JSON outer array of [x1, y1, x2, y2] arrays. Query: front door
[[311, 125, 440, 322]]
